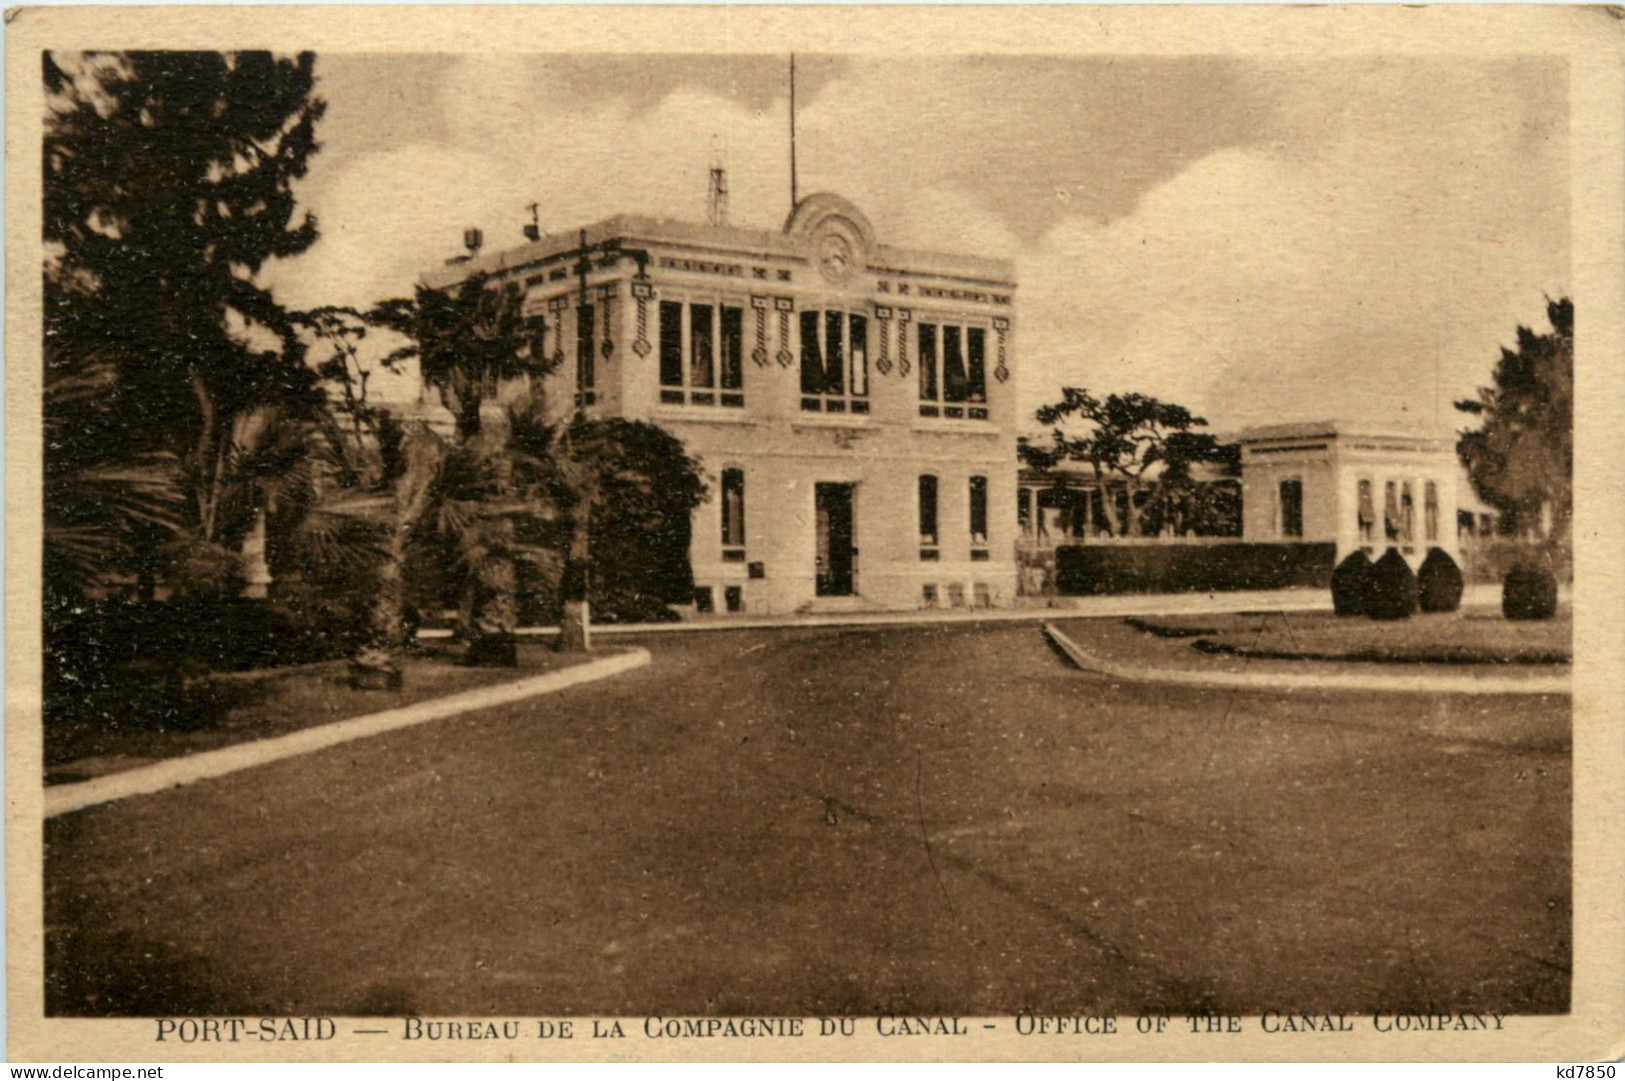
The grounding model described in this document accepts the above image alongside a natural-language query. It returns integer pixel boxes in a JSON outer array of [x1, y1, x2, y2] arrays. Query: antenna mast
[[708, 136, 730, 228], [789, 53, 799, 211]]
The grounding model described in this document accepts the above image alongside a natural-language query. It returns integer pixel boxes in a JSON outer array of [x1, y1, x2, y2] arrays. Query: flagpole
[[789, 53, 798, 211]]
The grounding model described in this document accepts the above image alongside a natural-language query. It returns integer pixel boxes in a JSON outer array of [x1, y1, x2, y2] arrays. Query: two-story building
[[421, 193, 1020, 615]]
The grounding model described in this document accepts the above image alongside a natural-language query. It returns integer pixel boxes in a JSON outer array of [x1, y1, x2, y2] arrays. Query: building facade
[[422, 194, 1020, 615], [1238, 421, 1462, 565]]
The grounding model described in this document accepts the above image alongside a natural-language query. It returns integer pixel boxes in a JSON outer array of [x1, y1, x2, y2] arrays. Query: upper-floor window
[[576, 303, 596, 407], [918, 322, 988, 420], [801, 310, 869, 414], [1279, 478, 1304, 537], [659, 300, 744, 408], [721, 467, 745, 562]]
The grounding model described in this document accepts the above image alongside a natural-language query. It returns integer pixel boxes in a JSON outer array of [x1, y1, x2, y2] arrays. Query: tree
[[44, 50, 327, 594], [367, 274, 553, 663], [1024, 389, 1228, 537], [1456, 297, 1573, 547]]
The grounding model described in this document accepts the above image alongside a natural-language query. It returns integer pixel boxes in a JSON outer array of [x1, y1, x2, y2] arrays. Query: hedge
[[1054, 542, 1336, 596]]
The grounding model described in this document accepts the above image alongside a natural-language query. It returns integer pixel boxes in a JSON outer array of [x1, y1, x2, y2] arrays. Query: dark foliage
[[44, 52, 328, 578], [1054, 543, 1335, 595], [1456, 298, 1572, 544], [1503, 562, 1559, 621], [1417, 548, 1465, 613], [1331, 550, 1374, 617], [1365, 549, 1419, 621]]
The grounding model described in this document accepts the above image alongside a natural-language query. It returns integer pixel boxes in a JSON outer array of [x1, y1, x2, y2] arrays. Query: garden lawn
[[1121, 609, 1571, 665], [45, 643, 595, 785]]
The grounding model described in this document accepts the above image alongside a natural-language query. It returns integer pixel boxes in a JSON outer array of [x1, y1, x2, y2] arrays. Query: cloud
[[267, 55, 1568, 439]]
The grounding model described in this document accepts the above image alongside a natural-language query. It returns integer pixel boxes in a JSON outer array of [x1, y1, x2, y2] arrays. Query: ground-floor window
[[1279, 478, 1303, 537], [660, 300, 744, 408], [919, 474, 939, 561], [800, 310, 869, 414], [1357, 478, 1375, 544], [918, 321, 988, 420], [969, 475, 989, 560], [1425, 480, 1439, 542], [1384, 480, 1401, 542], [721, 467, 745, 562], [1401, 481, 1415, 545]]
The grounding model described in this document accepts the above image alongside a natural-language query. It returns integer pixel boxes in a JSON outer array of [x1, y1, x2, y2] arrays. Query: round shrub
[[1331, 550, 1373, 617], [1417, 547, 1465, 613], [1503, 562, 1559, 621], [1366, 548, 1418, 620]]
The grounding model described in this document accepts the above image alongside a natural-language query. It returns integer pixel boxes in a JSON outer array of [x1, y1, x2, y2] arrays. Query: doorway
[[815, 483, 857, 596]]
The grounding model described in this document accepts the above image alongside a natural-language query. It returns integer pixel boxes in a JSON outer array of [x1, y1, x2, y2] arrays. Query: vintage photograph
[[11, 4, 1619, 1063]]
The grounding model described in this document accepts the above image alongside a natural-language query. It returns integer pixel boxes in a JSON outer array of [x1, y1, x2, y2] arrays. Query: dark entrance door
[[815, 483, 856, 596]]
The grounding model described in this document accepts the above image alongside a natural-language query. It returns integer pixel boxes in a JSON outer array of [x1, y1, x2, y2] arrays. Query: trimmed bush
[[1366, 548, 1419, 620], [1331, 550, 1373, 617], [1417, 548, 1465, 613], [1503, 562, 1559, 621]]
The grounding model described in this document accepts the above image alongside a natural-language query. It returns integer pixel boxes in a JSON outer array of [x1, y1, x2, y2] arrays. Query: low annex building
[[422, 193, 1020, 615], [1238, 421, 1462, 565]]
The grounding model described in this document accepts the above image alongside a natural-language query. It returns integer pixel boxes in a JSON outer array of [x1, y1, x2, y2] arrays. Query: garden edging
[[44, 648, 651, 819], [1042, 622, 1570, 698]]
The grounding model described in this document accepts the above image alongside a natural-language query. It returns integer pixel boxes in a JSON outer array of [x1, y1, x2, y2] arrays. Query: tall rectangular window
[[659, 300, 744, 408], [918, 475, 939, 560], [918, 324, 939, 407], [659, 301, 683, 398], [918, 321, 989, 419], [1279, 479, 1303, 537], [721, 468, 745, 561], [1401, 481, 1415, 544], [800, 310, 869, 414], [1384, 480, 1400, 541], [1357, 479, 1375, 544], [970, 475, 989, 558], [721, 306, 744, 397], [1017, 486, 1033, 535], [576, 303, 596, 407], [1424, 480, 1439, 542]]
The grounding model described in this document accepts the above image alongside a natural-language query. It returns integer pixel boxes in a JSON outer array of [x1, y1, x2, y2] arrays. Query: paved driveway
[[46, 623, 1570, 1016]]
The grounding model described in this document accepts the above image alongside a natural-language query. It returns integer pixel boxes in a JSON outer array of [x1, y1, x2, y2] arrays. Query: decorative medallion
[[817, 230, 856, 284]]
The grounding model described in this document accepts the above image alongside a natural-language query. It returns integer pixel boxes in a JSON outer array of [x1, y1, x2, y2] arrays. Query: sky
[[264, 52, 1571, 437]]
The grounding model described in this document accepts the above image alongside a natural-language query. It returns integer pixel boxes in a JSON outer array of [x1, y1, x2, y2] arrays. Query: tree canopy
[[1024, 388, 1230, 536], [44, 50, 328, 595], [1456, 297, 1572, 542]]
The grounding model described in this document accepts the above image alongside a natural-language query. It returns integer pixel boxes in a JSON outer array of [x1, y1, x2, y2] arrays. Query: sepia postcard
[[6, 3, 1625, 1065]]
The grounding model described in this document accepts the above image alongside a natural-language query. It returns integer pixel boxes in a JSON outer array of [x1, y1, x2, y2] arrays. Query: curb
[[418, 590, 1334, 639], [1041, 622, 1570, 698], [45, 648, 652, 819]]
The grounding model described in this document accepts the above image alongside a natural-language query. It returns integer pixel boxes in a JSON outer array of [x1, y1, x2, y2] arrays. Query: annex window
[[800, 310, 869, 414], [969, 475, 989, 559], [658, 300, 744, 408], [1357, 479, 1375, 544], [1279, 478, 1304, 538], [575, 303, 596, 407], [918, 322, 988, 420], [1401, 481, 1415, 545], [721, 468, 745, 562], [1384, 481, 1401, 541], [1424, 481, 1439, 543], [1017, 487, 1033, 536], [918, 475, 939, 561]]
